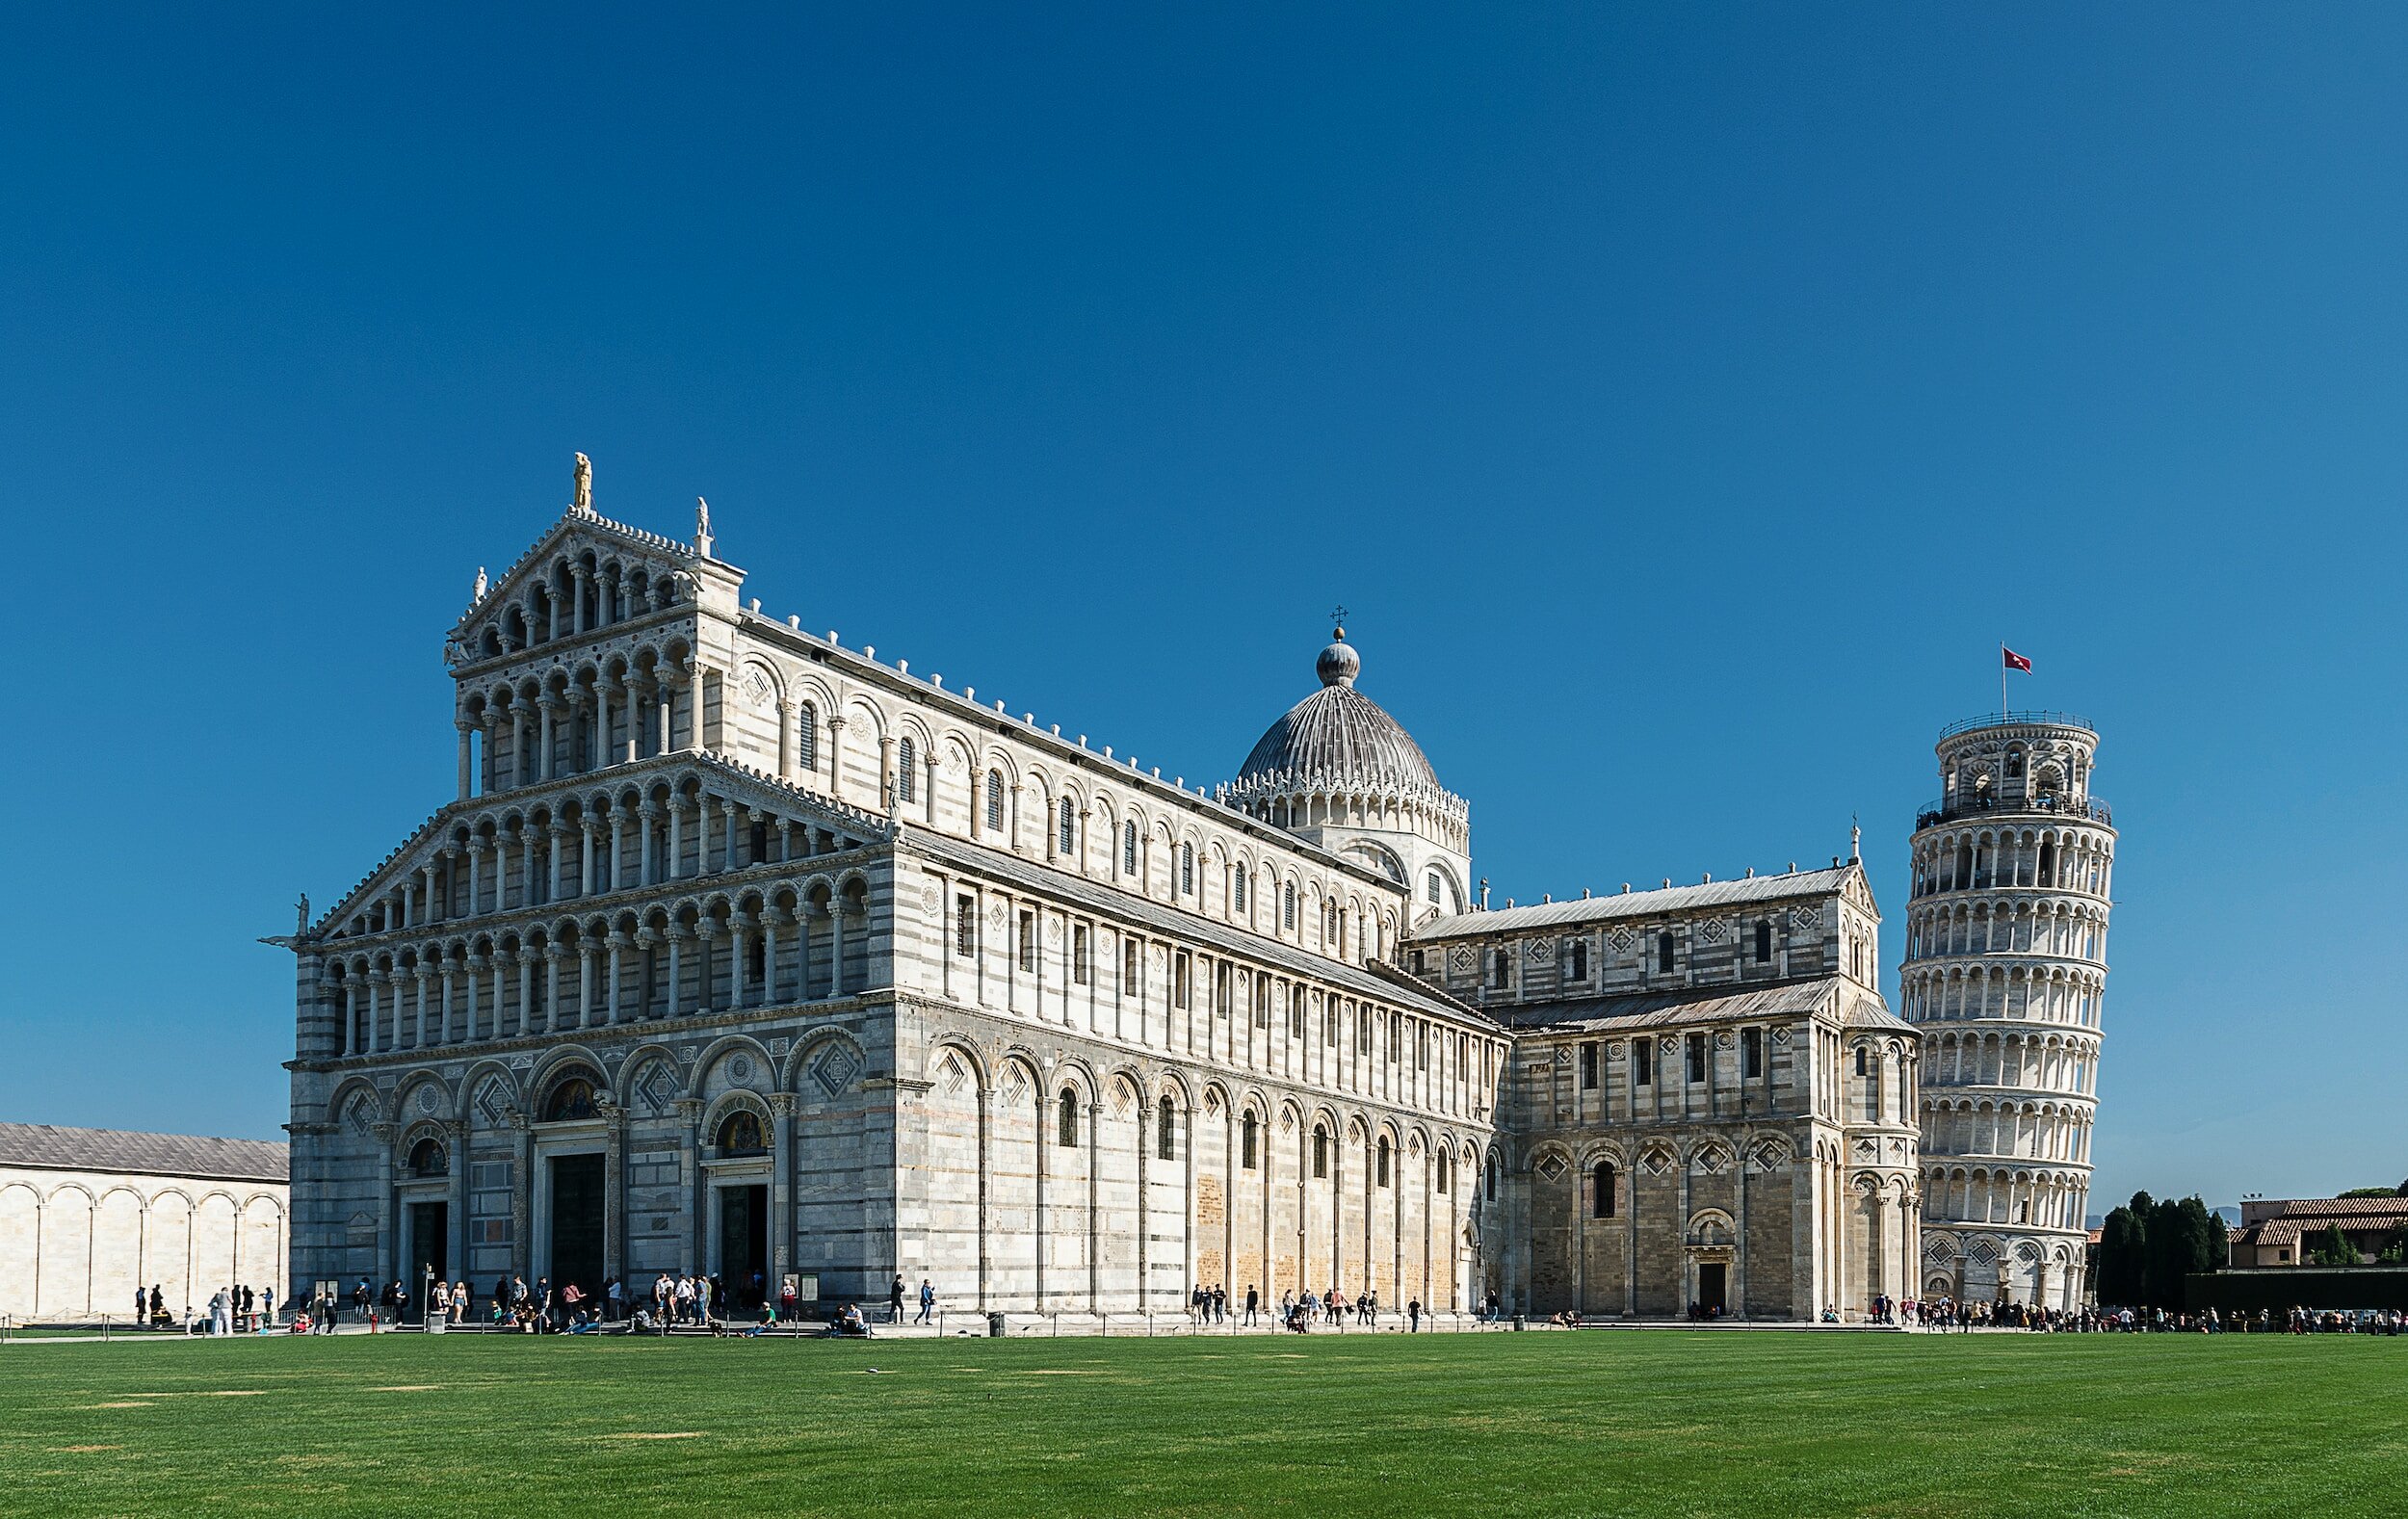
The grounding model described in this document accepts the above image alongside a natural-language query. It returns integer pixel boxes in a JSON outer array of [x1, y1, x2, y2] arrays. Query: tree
[[2339, 1187, 2395, 1199], [2309, 1222, 2360, 1268], [2096, 1206, 2147, 1305], [2181, 1196, 2224, 1276]]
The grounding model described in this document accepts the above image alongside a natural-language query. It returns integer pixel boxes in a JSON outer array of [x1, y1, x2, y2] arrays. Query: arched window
[[1179, 843, 1195, 895], [1657, 931, 1676, 973], [1233, 864, 1248, 914], [716, 1110, 766, 1156], [1376, 1136, 1392, 1188], [1057, 1088, 1079, 1148], [1426, 871, 1440, 905], [985, 771, 1006, 833], [1435, 1150, 1451, 1194], [1490, 948, 1509, 987], [1854, 1045, 1870, 1077], [1312, 1124, 1329, 1179], [1157, 1096, 1177, 1161], [1122, 821, 1139, 875], [1593, 1161, 1616, 1218], [797, 702, 818, 773], [896, 738, 917, 803], [1755, 921, 1773, 962], [1565, 940, 1588, 981], [407, 1137, 448, 1177], [1241, 1113, 1259, 1170], [1283, 882, 1296, 930], [1058, 798, 1076, 855], [540, 1076, 598, 1122]]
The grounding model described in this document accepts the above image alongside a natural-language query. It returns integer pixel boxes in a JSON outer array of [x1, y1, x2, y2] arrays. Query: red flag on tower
[[2002, 646, 2032, 672]]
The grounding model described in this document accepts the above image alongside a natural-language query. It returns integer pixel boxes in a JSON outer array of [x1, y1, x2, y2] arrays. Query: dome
[[1233, 630, 1443, 794]]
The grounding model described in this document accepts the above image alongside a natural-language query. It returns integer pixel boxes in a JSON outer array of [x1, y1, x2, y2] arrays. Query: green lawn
[[0, 1330, 2397, 1516]]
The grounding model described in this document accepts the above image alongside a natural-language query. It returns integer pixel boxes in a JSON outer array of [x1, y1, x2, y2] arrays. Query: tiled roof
[[2256, 1196, 2408, 1219], [1412, 867, 1854, 939], [1503, 978, 1907, 1036], [0, 1123, 288, 1184]]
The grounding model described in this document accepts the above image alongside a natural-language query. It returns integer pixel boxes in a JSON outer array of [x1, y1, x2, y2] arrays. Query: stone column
[[694, 924, 719, 1014], [730, 913, 754, 1008], [464, 953, 485, 1041], [468, 844, 484, 916], [601, 1102, 627, 1285], [621, 678, 641, 763], [549, 821, 573, 902], [640, 803, 662, 885], [510, 707, 529, 788], [667, 799, 686, 881], [665, 929, 686, 1017], [509, 1112, 533, 1286], [457, 720, 476, 799], [776, 700, 796, 783], [538, 700, 559, 782], [578, 943, 599, 1029], [413, 967, 433, 1049], [444, 1120, 469, 1281], [825, 715, 848, 803], [768, 1094, 797, 1288], [367, 970, 389, 1054], [677, 1099, 707, 1280], [605, 931, 627, 1024]]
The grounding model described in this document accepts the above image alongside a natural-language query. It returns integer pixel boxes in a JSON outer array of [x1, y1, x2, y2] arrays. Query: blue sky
[[2, 6, 2400, 1212]]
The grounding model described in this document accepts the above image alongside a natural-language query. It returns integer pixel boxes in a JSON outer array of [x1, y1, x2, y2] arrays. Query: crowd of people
[[1906, 1296, 2408, 1333]]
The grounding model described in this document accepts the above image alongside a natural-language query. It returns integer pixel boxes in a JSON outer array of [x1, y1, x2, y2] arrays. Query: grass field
[[0, 1330, 2397, 1517]]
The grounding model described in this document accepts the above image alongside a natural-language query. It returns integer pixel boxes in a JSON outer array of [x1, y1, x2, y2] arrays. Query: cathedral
[[283, 461, 1924, 1323]]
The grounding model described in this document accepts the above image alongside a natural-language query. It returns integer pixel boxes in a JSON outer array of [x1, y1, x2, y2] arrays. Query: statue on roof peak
[[572, 452, 593, 512], [472, 565, 488, 603]]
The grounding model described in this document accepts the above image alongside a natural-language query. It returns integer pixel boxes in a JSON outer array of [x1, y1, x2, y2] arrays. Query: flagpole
[[1999, 642, 2006, 718]]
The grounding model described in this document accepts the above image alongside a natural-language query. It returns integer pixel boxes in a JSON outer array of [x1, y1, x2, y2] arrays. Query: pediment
[[446, 509, 739, 669]]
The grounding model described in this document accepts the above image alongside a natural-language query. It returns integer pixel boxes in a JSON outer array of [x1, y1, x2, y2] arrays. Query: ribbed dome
[[1233, 631, 1443, 794]]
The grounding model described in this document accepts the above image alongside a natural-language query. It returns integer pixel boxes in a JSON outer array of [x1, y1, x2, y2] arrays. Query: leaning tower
[[1899, 714, 2113, 1311]]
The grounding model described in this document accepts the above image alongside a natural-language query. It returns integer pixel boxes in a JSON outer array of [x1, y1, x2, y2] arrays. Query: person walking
[[1408, 1297, 1422, 1332], [1243, 1286, 1259, 1326], [916, 1278, 935, 1324], [890, 1273, 907, 1324]]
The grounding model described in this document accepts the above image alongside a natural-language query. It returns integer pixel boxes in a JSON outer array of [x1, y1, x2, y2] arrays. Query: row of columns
[[332, 904, 862, 1056]]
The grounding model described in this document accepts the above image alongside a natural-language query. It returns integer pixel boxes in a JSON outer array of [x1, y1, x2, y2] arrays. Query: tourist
[[674, 1274, 695, 1324], [890, 1272, 906, 1323], [134, 1286, 146, 1324], [780, 1277, 798, 1320], [148, 1285, 165, 1327], [431, 1278, 450, 1323], [1408, 1297, 1422, 1332], [1243, 1286, 1259, 1326], [605, 1277, 623, 1323], [917, 1277, 935, 1324]]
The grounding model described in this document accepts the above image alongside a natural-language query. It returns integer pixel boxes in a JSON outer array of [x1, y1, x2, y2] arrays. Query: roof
[[1232, 637, 1447, 798], [1412, 865, 1856, 939], [1496, 977, 1908, 1037], [2251, 1197, 2408, 1219], [902, 828, 1498, 1031], [0, 1123, 288, 1184]]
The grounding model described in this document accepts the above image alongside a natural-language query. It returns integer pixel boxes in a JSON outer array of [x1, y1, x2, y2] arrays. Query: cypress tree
[[2097, 1206, 2146, 1305], [2180, 1196, 2224, 1276]]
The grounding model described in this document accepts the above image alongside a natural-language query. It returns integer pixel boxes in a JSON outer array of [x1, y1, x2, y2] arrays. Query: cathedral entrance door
[[716, 1184, 769, 1306], [547, 1154, 606, 1304], [1697, 1262, 1727, 1317], [406, 1202, 448, 1318]]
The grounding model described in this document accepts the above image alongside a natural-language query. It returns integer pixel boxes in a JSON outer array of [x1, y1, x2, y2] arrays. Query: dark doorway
[[719, 1184, 769, 1306], [549, 1153, 606, 1302], [1697, 1262, 1727, 1317], [407, 1201, 449, 1318]]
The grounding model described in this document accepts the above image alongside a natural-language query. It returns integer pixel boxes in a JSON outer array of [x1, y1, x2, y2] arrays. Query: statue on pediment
[[573, 452, 592, 511]]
